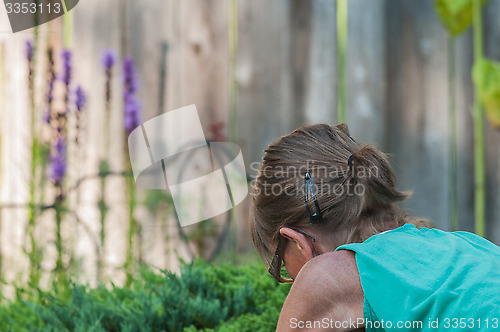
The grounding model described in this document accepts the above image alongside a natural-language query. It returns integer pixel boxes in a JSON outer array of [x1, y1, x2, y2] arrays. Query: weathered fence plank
[[386, 0, 451, 230], [482, 0, 500, 241], [346, 0, 387, 144]]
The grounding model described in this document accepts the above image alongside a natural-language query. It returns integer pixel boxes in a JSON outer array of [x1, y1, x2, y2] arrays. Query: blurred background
[[0, 0, 500, 296]]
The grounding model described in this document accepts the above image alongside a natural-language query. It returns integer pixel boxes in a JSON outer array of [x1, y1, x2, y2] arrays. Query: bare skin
[[276, 228, 365, 331]]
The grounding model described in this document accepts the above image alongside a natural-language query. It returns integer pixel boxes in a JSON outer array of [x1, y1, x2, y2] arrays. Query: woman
[[249, 124, 500, 331]]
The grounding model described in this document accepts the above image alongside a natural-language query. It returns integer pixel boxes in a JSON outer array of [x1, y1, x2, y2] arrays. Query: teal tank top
[[335, 224, 500, 332]]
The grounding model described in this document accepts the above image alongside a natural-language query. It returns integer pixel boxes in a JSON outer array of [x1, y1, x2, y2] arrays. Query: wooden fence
[[0, 0, 499, 291]]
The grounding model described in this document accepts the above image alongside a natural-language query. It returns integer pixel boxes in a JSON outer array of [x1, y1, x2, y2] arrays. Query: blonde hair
[[249, 123, 433, 266]]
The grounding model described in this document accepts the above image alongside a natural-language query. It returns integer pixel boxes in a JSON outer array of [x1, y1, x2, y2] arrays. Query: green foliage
[[434, 0, 489, 36], [472, 58, 500, 129], [143, 190, 172, 216], [435, 0, 491, 236], [98, 160, 111, 175], [0, 260, 290, 332], [337, 0, 348, 124]]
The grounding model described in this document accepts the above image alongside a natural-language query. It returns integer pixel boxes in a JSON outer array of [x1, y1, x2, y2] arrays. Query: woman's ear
[[280, 227, 315, 260]]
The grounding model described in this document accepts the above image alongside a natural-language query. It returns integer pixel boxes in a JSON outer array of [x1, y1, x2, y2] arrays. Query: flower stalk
[[122, 56, 141, 286], [97, 50, 116, 282], [74, 86, 86, 145], [448, 38, 459, 231], [337, 0, 348, 124], [26, 40, 41, 286], [48, 49, 72, 284]]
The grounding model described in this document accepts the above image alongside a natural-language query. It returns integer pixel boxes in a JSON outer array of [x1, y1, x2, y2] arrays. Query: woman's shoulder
[[298, 250, 361, 283], [277, 250, 364, 331]]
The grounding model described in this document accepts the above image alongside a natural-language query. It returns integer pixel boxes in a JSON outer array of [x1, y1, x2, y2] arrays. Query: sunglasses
[[268, 227, 316, 283], [268, 172, 322, 283]]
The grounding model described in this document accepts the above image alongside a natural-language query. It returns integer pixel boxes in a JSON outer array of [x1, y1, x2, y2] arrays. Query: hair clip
[[304, 172, 322, 224], [348, 154, 354, 175]]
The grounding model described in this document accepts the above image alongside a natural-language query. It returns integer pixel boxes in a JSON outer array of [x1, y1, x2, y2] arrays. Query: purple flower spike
[[43, 109, 51, 123], [26, 40, 34, 61], [75, 86, 86, 111], [122, 56, 141, 134], [48, 79, 55, 103], [49, 137, 67, 183], [102, 50, 116, 70], [61, 49, 72, 86], [124, 96, 141, 134], [122, 56, 138, 94]]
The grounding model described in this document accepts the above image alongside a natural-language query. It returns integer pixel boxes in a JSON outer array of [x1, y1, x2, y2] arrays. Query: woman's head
[[249, 123, 428, 279]]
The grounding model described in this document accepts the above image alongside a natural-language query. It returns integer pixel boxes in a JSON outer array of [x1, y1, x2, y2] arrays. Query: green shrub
[[0, 260, 291, 331]]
